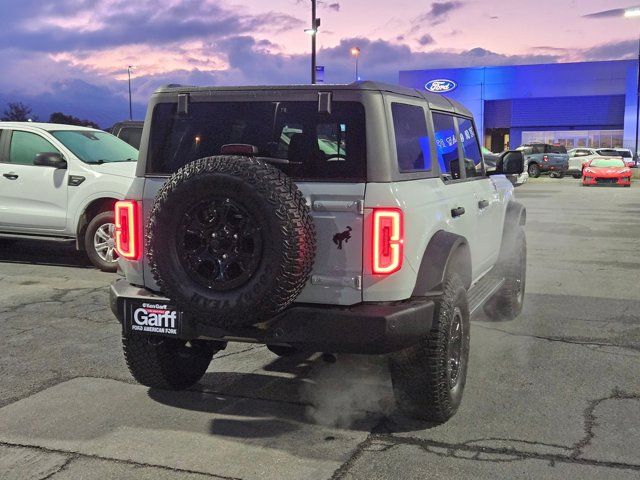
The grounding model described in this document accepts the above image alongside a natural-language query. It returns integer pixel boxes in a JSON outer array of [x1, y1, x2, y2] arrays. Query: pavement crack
[[571, 388, 640, 459], [40, 453, 78, 480], [0, 441, 240, 480], [371, 432, 640, 471], [475, 324, 640, 353]]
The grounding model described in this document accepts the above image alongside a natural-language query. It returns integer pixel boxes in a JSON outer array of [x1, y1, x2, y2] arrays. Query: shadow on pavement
[[147, 352, 436, 435]]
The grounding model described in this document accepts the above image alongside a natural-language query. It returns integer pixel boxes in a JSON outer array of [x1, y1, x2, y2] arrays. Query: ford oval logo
[[425, 79, 457, 93]]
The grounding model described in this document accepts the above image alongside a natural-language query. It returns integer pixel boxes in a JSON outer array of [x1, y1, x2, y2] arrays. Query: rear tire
[[389, 274, 470, 424], [85, 211, 118, 272], [528, 163, 540, 178], [484, 227, 526, 321], [123, 335, 217, 390]]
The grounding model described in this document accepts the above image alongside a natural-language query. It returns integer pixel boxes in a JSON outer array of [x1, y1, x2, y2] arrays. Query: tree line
[[1, 102, 100, 129]]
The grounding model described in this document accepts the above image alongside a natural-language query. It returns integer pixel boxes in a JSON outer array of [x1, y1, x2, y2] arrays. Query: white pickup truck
[[0, 122, 137, 271], [109, 82, 527, 423]]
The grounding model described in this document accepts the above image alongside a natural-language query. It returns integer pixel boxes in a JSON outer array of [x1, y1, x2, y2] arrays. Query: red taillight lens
[[372, 208, 403, 275], [543, 155, 549, 162], [114, 200, 140, 260]]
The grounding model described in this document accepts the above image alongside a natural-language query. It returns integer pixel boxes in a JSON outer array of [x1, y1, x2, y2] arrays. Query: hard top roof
[[153, 81, 472, 116]]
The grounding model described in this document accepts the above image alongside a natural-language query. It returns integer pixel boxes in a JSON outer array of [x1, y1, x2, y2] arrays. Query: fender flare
[[411, 230, 472, 297], [502, 201, 526, 245]]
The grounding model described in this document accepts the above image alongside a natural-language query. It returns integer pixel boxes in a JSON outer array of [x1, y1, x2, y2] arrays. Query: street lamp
[[350, 47, 361, 82], [304, 0, 320, 84], [127, 65, 134, 121]]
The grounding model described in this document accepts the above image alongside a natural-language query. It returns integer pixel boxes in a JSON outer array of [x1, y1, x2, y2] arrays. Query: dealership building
[[399, 60, 635, 152]]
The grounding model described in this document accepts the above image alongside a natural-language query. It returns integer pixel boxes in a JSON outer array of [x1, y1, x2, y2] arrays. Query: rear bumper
[[539, 164, 567, 173], [109, 278, 435, 354]]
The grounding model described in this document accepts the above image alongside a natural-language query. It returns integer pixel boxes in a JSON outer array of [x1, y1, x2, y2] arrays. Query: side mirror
[[34, 152, 67, 169], [487, 150, 524, 176]]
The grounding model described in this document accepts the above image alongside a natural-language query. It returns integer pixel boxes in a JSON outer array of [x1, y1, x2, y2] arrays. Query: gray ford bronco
[[110, 82, 526, 423]]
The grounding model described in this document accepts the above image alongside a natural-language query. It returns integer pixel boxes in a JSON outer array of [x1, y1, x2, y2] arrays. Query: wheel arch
[[502, 201, 526, 241], [75, 197, 119, 250], [411, 230, 472, 297]]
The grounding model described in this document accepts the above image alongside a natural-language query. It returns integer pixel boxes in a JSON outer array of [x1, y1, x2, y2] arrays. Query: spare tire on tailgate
[[147, 156, 316, 328]]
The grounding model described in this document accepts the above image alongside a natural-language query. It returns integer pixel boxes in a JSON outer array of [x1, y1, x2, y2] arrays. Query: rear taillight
[[114, 200, 140, 260], [543, 155, 549, 162], [372, 208, 404, 275]]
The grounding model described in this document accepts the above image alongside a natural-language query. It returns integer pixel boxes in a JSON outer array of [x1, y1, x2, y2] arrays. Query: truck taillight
[[543, 155, 549, 162], [372, 208, 403, 275], [114, 200, 140, 260]]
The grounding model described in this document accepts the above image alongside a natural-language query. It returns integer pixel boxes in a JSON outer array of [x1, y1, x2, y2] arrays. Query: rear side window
[[9, 131, 59, 165], [457, 117, 483, 177], [391, 103, 431, 172], [432, 113, 461, 179], [148, 101, 366, 181]]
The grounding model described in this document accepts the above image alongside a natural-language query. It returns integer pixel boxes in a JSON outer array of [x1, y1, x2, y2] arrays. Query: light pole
[[304, 0, 320, 84], [350, 47, 361, 82], [127, 65, 134, 120]]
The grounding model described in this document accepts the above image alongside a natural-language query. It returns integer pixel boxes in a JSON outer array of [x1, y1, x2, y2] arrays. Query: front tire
[[85, 211, 118, 272], [572, 173, 582, 179], [528, 163, 540, 178], [389, 274, 470, 424], [484, 227, 526, 321], [123, 335, 217, 390]]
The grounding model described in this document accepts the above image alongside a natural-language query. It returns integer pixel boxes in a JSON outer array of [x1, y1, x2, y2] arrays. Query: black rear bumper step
[[110, 279, 435, 354]]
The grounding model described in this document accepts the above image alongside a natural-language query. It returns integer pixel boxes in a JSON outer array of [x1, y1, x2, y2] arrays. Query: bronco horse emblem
[[333, 226, 352, 250]]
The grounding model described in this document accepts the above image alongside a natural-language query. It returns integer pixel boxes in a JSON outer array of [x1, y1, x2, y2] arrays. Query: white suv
[[109, 82, 526, 423], [0, 122, 138, 271]]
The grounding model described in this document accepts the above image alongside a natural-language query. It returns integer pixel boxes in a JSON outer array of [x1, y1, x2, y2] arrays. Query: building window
[[521, 129, 623, 149]]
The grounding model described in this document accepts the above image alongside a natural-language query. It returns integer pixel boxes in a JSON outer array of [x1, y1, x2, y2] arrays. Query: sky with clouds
[[0, 0, 638, 126]]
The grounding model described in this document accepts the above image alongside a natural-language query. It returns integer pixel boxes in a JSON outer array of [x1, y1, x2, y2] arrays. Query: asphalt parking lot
[[1, 176, 639, 480]]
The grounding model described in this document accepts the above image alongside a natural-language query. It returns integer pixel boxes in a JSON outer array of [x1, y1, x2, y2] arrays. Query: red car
[[582, 158, 632, 187]]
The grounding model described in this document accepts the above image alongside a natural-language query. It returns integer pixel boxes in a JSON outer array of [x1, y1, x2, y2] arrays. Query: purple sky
[[0, 0, 637, 127]]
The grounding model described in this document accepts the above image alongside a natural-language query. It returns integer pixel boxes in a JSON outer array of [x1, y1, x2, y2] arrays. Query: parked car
[[110, 81, 527, 424], [567, 148, 630, 178], [614, 148, 636, 168], [482, 147, 528, 186], [0, 122, 138, 271], [110, 120, 143, 149], [517, 143, 569, 178], [582, 157, 632, 187]]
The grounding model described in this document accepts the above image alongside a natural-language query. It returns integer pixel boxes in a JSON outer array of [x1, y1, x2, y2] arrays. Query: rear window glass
[[147, 101, 366, 181], [546, 145, 567, 154], [596, 149, 622, 157], [118, 127, 143, 149], [391, 103, 431, 172]]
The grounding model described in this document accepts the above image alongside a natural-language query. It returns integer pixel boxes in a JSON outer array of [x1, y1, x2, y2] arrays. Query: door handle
[[3, 173, 18, 180], [478, 199, 489, 209], [451, 206, 465, 218]]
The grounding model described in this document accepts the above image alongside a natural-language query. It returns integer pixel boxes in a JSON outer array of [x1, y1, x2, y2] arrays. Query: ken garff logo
[[425, 79, 457, 93], [333, 226, 352, 250]]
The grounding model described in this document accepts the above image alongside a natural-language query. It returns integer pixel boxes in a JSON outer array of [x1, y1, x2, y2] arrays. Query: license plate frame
[[123, 299, 182, 337]]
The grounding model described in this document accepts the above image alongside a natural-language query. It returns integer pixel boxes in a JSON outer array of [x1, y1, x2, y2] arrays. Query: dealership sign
[[425, 79, 457, 93]]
